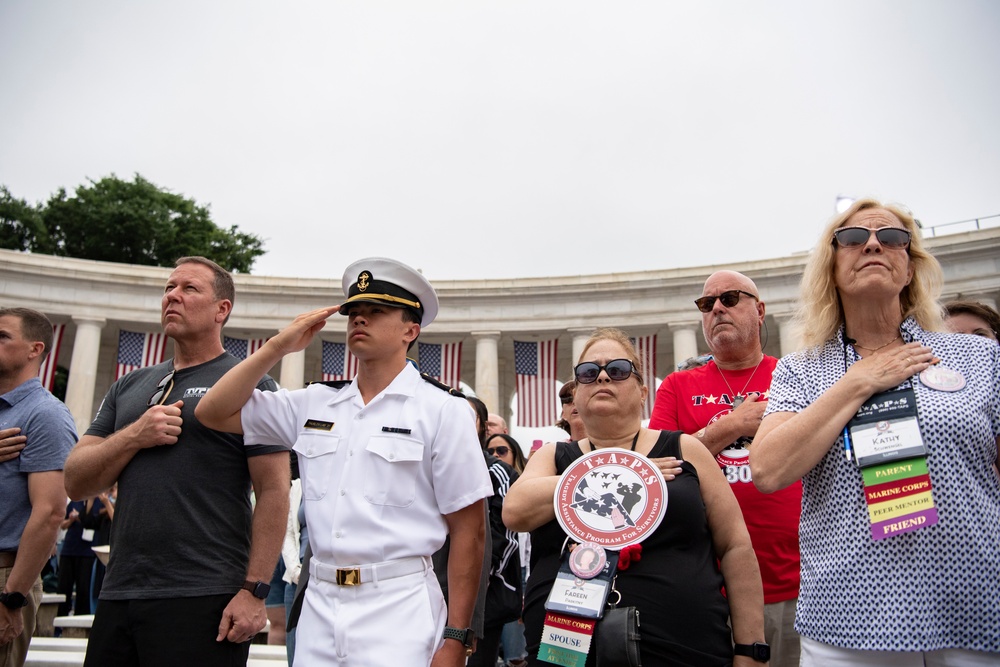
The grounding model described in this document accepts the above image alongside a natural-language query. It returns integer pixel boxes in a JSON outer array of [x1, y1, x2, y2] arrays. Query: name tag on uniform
[[303, 419, 334, 431], [381, 426, 412, 434]]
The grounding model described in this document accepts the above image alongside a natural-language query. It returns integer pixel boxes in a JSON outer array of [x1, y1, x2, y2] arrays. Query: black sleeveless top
[[523, 431, 733, 666]]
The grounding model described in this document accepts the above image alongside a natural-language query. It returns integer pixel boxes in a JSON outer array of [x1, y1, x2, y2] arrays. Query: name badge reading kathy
[[847, 388, 927, 468]]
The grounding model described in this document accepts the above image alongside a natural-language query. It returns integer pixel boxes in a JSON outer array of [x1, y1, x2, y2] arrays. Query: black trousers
[[85, 595, 252, 667], [56, 555, 95, 616]]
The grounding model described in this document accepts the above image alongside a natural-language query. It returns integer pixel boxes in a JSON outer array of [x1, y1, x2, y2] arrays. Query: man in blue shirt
[[0, 307, 77, 666]]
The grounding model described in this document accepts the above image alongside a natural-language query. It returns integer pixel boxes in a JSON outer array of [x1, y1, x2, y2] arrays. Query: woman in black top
[[504, 328, 766, 667]]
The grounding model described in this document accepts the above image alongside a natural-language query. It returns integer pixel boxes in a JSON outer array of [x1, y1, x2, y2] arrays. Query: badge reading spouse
[[554, 449, 667, 550]]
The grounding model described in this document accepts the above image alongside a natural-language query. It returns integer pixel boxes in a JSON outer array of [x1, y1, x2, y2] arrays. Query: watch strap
[[0, 591, 28, 610], [241, 580, 270, 600], [734, 642, 770, 662], [442, 626, 474, 654]]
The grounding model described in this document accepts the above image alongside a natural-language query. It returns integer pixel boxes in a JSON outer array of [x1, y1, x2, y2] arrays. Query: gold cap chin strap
[[342, 293, 421, 310]]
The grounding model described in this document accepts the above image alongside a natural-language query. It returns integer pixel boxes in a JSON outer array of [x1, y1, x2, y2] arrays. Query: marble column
[[279, 349, 306, 390], [64, 316, 106, 435], [472, 331, 501, 414], [776, 315, 800, 357], [568, 327, 594, 368], [671, 323, 700, 371]]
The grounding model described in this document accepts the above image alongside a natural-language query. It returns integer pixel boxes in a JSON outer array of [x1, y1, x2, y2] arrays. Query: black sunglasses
[[694, 290, 758, 314], [833, 226, 911, 249], [147, 370, 175, 407], [487, 445, 510, 458], [574, 359, 640, 385]]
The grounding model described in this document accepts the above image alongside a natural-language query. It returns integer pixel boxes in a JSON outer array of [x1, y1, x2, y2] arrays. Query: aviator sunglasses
[[574, 359, 640, 385], [147, 369, 175, 407], [487, 445, 510, 458], [833, 226, 911, 249], [694, 290, 758, 314]]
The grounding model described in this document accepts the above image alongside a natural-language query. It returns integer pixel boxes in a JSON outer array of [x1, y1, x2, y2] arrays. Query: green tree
[[1, 175, 264, 273], [0, 186, 52, 253]]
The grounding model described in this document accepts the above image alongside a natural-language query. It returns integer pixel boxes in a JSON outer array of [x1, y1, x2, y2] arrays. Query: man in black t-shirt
[[64, 257, 289, 667]]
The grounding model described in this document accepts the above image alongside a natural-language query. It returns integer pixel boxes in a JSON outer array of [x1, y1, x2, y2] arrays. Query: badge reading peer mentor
[[554, 449, 667, 550]]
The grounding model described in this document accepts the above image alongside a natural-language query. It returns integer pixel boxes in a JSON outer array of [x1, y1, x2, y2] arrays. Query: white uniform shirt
[[242, 363, 492, 566]]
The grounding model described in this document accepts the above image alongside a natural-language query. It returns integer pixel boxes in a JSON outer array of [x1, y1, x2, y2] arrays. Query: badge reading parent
[[554, 449, 667, 550]]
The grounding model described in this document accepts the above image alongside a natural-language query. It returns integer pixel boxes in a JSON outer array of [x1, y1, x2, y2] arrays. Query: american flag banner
[[417, 342, 462, 390], [631, 334, 657, 420], [514, 339, 558, 428], [116, 330, 168, 379], [223, 336, 268, 360], [321, 341, 358, 382], [38, 323, 65, 391]]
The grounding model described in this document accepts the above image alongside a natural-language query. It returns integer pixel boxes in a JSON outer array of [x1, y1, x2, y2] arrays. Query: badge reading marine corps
[[554, 449, 667, 550]]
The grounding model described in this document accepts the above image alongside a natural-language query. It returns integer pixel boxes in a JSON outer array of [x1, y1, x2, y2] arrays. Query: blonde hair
[[794, 198, 944, 348], [578, 328, 643, 381]]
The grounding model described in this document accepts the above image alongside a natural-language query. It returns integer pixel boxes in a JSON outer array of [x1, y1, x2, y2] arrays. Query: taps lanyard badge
[[537, 448, 667, 666], [847, 387, 939, 540]]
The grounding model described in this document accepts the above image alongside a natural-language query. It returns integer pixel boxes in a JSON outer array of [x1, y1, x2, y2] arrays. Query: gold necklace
[[851, 333, 901, 353], [716, 356, 763, 408]]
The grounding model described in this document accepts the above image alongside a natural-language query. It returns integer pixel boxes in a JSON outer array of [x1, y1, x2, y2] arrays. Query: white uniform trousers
[[294, 564, 447, 666]]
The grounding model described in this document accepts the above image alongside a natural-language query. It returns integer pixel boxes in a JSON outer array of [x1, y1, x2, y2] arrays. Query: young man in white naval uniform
[[197, 257, 491, 667]]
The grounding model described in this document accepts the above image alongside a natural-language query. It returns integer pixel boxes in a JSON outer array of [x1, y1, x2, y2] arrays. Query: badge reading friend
[[554, 449, 668, 550]]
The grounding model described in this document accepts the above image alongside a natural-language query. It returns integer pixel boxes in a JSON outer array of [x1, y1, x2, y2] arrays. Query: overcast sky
[[2, 1, 998, 282]]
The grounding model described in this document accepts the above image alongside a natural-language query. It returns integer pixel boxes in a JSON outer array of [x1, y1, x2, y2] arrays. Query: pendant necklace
[[851, 333, 901, 354], [717, 356, 763, 408]]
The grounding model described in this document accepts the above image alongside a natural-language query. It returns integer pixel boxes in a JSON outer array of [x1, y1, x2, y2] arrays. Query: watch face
[[753, 643, 770, 661]]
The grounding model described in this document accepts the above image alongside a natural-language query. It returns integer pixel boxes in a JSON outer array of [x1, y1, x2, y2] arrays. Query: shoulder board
[[307, 380, 352, 390], [420, 373, 465, 398]]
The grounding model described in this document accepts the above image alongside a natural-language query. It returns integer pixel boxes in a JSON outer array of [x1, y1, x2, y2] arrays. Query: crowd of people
[[1, 197, 998, 667]]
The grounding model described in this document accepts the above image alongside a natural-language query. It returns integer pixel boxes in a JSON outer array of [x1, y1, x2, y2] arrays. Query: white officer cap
[[339, 257, 439, 327]]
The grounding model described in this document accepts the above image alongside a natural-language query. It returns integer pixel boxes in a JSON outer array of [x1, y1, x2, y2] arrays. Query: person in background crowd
[[486, 433, 527, 474], [943, 300, 1000, 342], [56, 500, 96, 617], [81, 486, 115, 607], [554, 381, 585, 442], [65, 256, 289, 667], [195, 257, 490, 666], [507, 328, 763, 666], [649, 270, 800, 667], [486, 413, 509, 437], [0, 307, 77, 666], [752, 199, 1000, 664]]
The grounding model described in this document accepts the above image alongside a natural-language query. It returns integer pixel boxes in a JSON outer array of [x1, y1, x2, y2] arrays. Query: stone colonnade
[[1, 226, 998, 433]]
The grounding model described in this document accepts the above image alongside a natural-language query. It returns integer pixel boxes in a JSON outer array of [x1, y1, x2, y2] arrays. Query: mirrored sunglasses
[[694, 289, 758, 314], [574, 359, 639, 385], [833, 226, 911, 249], [147, 370, 175, 407], [487, 445, 510, 458]]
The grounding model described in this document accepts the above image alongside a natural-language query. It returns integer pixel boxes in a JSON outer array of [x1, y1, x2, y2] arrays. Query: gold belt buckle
[[336, 568, 361, 586]]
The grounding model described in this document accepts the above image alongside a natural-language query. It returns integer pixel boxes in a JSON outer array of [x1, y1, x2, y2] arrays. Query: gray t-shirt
[[0, 378, 77, 552], [85, 353, 284, 599]]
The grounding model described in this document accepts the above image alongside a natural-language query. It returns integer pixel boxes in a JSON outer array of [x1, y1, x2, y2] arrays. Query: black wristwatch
[[0, 591, 28, 610], [241, 580, 270, 600], [734, 642, 770, 662], [442, 626, 474, 656]]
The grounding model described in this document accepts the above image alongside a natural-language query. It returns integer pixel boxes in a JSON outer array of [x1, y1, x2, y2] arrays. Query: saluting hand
[[269, 306, 341, 356]]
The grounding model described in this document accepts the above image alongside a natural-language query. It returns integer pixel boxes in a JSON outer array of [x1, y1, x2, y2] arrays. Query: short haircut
[[175, 256, 235, 324], [0, 307, 54, 360]]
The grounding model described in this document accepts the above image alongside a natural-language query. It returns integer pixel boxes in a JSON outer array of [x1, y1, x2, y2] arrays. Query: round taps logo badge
[[554, 449, 667, 550]]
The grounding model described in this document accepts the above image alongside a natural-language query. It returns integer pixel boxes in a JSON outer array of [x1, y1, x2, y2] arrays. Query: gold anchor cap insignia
[[357, 271, 371, 292]]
